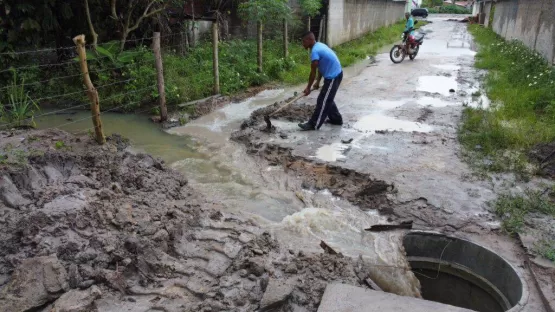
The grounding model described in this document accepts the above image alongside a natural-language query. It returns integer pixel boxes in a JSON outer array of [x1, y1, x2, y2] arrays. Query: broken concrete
[[317, 283, 473, 312], [259, 278, 295, 311]]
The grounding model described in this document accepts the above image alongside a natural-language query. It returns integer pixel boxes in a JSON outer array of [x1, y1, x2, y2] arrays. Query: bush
[[0, 72, 40, 128], [428, 5, 471, 14]]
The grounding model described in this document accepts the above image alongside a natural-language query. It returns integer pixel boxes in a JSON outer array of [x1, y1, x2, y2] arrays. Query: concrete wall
[[483, 2, 492, 28], [327, 0, 405, 47], [492, 0, 555, 65]]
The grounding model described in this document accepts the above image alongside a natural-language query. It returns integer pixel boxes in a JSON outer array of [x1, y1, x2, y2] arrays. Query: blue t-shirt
[[311, 42, 342, 80], [405, 17, 415, 35]]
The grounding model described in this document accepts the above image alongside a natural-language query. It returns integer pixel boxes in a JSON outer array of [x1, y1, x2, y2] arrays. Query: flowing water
[[33, 52, 421, 296]]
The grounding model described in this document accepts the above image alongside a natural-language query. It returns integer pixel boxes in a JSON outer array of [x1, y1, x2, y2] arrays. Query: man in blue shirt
[[405, 12, 416, 48], [298, 32, 343, 131]]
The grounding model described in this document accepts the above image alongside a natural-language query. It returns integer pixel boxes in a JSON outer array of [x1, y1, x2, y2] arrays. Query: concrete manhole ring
[[403, 231, 529, 312]]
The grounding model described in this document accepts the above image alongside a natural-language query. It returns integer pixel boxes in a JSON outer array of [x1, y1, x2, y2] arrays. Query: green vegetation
[[461, 25, 555, 173], [165, 20, 426, 104], [0, 72, 39, 128], [2, 19, 422, 116], [428, 4, 471, 14], [492, 189, 555, 235], [421, 0, 443, 7], [299, 0, 323, 18], [54, 141, 66, 150], [535, 240, 555, 262]]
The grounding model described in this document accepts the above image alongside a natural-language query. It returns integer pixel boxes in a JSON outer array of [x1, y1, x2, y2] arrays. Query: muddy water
[[34, 111, 203, 164], [32, 43, 418, 295]]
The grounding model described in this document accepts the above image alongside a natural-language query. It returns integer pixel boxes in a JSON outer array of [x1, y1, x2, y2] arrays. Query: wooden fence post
[[318, 15, 326, 43], [212, 22, 220, 95], [73, 35, 105, 145], [257, 21, 263, 73], [283, 19, 289, 58], [153, 32, 168, 122]]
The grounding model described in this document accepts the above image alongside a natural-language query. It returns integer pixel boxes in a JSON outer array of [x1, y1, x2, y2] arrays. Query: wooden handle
[[269, 92, 305, 117]]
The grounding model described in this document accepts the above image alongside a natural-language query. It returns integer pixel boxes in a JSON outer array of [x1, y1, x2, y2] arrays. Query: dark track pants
[[309, 71, 343, 130]]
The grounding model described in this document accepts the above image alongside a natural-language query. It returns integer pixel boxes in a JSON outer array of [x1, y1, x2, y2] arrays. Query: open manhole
[[403, 232, 528, 312]]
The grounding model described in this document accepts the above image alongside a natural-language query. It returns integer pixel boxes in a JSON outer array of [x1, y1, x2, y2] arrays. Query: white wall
[[327, 0, 406, 47]]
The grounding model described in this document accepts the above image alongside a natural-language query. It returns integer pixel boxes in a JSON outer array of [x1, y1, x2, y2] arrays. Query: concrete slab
[[317, 283, 473, 312]]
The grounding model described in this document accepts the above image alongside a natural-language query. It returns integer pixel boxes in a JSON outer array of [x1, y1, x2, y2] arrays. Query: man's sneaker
[[327, 120, 343, 126], [298, 122, 315, 131]]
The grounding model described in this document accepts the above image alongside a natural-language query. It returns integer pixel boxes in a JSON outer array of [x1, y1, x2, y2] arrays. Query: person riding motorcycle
[[404, 12, 417, 50]]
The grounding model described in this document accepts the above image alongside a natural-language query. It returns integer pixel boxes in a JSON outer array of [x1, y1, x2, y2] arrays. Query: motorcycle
[[390, 25, 425, 64]]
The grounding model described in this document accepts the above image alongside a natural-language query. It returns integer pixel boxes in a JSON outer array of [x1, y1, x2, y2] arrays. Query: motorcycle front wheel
[[390, 46, 406, 64]]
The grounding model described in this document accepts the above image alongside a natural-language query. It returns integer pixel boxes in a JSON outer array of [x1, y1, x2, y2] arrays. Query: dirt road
[[2, 15, 552, 312], [233, 16, 551, 311]]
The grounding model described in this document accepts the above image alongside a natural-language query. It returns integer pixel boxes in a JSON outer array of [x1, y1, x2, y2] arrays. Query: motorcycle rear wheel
[[390, 46, 406, 64], [409, 46, 420, 60]]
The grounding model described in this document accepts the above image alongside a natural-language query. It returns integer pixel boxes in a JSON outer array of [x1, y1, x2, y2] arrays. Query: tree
[[109, 0, 167, 52], [238, 0, 290, 72], [299, 0, 321, 31]]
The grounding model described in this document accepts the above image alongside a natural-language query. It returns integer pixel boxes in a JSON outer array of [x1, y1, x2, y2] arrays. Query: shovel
[[263, 78, 323, 131], [263, 92, 305, 131]]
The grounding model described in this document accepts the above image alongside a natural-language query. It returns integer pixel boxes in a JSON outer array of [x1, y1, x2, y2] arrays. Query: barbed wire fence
[[0, 15, 313, 144]]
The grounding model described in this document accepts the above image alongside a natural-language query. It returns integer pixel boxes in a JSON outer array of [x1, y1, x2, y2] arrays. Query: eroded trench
[[13, 89, 529, 310], [230, 98, 528, 312]]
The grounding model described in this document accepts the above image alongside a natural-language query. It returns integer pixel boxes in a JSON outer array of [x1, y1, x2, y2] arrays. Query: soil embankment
[[0, 129, 401, 312]]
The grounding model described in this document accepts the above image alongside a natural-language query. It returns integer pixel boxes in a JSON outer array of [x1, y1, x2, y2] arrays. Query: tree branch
[[110, 0, 118, 20], [127, 1, 165, 33], [84, 0, 98, 49]]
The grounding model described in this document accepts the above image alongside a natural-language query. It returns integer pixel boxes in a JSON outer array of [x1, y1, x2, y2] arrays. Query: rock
[[259, 278, 294, 311], [49, 286, 102, 312], [0, 255, 69, 312], [0, 175, 31, 208], [206, 252, 232, 276], [449, 89, 455, 93], [79, 280, 95, 289], [153, 229, 169, 242], [285, 263, 298, 274], [43, 166, 63, 183], [246, 258, 265, 277], [68, 264, 82, 289]]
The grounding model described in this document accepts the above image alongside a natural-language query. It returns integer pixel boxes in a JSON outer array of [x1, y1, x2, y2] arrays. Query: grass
[[460, 25, 555, 174], [492, 189, 555, 235], [535, 240, 555, 262], [2, 20, 426, 117]]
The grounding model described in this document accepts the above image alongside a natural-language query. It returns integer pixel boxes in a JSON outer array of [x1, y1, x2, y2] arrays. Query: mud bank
[[0, 129, 385, 312], [233, 127, 393, 214]]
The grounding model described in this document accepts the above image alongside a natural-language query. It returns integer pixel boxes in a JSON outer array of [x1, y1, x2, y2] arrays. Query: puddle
[[353, 114, 433, 133], [35, 110, 203, 164], [417, 97, 456, 108], [314, 143, 349, 162], [432, 64, 460, 71], [417, 76, 458, 96], [421, 39, 477, 57], [464, 86, 491, 109]]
